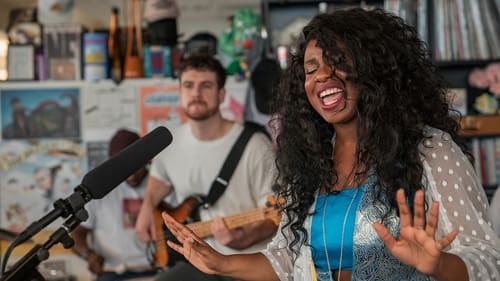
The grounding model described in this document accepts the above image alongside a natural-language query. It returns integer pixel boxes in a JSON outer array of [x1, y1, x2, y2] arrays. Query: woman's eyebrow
[[304, 58, 318, 65]]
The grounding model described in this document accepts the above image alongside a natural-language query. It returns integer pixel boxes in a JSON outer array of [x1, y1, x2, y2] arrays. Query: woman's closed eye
[[304, 66, 317, 75], [304, 58, 319, 75]]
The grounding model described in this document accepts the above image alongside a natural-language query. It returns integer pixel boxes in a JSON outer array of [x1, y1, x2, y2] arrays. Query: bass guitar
[[148, 195, 282, 268]]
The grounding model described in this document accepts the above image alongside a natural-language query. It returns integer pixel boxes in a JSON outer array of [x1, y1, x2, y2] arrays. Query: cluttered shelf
[[459, 115, 500, 137], [459, 115, 500, 199], [436, 59, 500, 69]]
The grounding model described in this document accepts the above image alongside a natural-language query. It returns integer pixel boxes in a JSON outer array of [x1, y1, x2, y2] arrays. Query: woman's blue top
[[310, 186, 366, 272]]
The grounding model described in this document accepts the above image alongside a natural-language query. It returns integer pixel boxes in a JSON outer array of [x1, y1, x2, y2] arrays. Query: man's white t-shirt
[[81, 178, 151, 269], [149, 122, 277, 254]]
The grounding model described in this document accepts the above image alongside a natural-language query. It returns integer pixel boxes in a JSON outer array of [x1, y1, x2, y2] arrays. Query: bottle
[[108, 7, 123, 83], [84, 32, 108, 81], [124, 0, 144, 79]]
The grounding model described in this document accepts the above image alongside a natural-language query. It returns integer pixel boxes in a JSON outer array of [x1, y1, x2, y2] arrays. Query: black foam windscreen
[[81, 126, 172, 199]]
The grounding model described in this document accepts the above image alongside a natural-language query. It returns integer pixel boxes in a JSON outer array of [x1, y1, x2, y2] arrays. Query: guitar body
[[149, 195, 282, 268], [151, 196, 202, 268]]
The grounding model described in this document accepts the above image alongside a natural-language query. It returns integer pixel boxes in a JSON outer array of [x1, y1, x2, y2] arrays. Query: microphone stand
[[0, 209, 88, 281], [14, 186, 91, 246]]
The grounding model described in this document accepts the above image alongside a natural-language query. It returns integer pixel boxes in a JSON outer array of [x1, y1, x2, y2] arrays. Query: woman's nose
[[315, 65, 332, 82]]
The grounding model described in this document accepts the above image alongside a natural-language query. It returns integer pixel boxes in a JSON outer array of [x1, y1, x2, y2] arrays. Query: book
[[484, 138, 498, 186], [42, 23, 83, 80], [456, 0, 471, 59], [468, 1, 489, 59], [495, 137, 500, 186], [471, 138, 482, 181], [480, 0, 500, 59], [7, 44, 35, 80]]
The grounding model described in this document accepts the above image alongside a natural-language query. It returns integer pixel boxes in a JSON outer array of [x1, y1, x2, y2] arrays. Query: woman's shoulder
[[419, 126, 471, 168], [420, 126, 455, 151]]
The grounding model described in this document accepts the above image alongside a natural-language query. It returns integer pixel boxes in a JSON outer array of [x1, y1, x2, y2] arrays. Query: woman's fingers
[[412, 190, 426, 230], [396, 189, 412, 228], [162, 212, 207, 247], [425, 201, 440, 236], [167, 239, 186, 255], [373, 221, 397, 249], [397, 189, 432, 232], [439, 229, 459, 249], [162, 212, 192, 243]]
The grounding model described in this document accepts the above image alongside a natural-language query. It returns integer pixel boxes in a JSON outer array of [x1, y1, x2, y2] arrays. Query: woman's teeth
[[319, 88, 343, 105]]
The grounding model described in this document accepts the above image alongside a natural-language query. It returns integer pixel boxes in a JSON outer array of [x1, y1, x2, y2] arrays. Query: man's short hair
[[179, 53, 227, 89]]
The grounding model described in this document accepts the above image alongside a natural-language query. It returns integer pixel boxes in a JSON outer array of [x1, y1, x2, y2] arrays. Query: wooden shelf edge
[[459, 115, 500, 137]]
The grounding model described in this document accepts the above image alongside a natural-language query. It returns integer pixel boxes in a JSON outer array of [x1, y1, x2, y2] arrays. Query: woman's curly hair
[[270, 8, 468, 256]]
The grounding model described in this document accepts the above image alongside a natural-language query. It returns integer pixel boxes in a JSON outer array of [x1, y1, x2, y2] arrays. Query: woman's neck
[[330, 128, 361, 192]]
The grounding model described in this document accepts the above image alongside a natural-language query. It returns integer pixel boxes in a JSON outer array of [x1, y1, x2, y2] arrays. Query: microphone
[[82, 125, 172, 199], [1, 126, 173, 278], [15, 126, 173, 244]]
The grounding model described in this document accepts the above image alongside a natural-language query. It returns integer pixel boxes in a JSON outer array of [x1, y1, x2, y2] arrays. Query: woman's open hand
[[373, 189, 459, 276], [162, 212, 228, 275]]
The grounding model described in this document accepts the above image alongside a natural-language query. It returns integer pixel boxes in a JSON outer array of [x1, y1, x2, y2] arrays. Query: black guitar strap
[[202, 122, 267, 208], [161, 122, 268, 268]]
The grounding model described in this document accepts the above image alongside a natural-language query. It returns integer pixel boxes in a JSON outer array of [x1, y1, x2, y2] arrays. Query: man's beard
[[184, 103, 219, 121]]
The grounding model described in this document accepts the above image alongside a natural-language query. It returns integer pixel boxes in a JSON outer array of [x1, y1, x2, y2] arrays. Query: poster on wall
[[86, 140, 108, 171], [223, 78, 248, 123], [0, 139, 86, 232], [139, 84, 186, 136], [1, 87, 80, 139], [137, 78, 248, 136], [81, 82, 138, 140]]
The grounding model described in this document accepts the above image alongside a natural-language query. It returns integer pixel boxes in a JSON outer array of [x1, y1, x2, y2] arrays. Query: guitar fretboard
[[187, 207, 270, 238]]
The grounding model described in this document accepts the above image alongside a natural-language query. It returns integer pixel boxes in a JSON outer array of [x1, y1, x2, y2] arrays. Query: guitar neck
[[187, 208, 268, 238]]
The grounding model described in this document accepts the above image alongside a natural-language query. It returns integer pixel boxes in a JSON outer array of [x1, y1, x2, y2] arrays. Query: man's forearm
[[230, 219, 278, 249], [143, 176, 172, 208]]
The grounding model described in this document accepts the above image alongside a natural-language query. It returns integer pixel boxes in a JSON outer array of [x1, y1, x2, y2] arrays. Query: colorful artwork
[[139, 84, 187, 136], [221, 78, 248, 123], [138, 78, 248, 136], [447, 88, 467, 116], [1, 88, 80, 139], [122, 198, 143, 229], [0, 139, 86, 232]]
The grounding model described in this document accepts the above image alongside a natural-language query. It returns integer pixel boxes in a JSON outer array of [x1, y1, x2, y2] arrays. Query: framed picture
[[1, 86, 81, 139], [447, 88, 467, 116], [7, 44, 35, 80]]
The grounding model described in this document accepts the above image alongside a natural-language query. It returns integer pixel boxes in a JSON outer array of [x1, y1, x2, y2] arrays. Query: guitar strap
[[159, 123, 268, 268], [202, 122, 268, 208]]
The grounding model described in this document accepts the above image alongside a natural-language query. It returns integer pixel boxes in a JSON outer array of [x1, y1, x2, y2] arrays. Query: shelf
[[436, 59, 499, 69], [459, 115, 500, 137], [263, 0, 382, 5]]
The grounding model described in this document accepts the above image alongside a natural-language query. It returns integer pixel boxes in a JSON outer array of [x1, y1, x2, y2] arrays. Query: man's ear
[[218, 88, 226, 104]]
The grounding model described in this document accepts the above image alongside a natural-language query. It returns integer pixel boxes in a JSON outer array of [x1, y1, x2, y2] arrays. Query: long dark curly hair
[[270, 8, 468, 256]]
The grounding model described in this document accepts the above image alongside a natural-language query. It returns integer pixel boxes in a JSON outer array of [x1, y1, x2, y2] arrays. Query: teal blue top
[[311, 186, 366, 272]]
